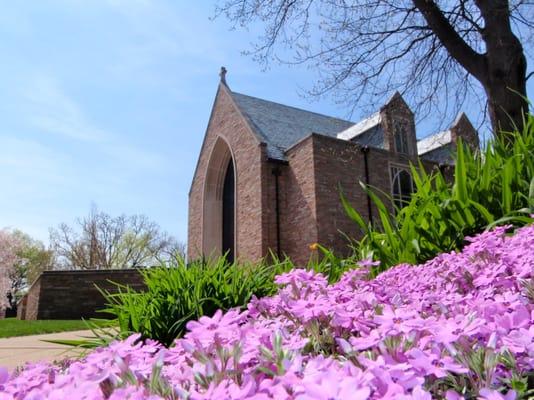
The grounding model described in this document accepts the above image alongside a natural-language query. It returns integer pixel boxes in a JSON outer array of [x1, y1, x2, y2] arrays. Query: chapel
[[188, 69, 479, 265]]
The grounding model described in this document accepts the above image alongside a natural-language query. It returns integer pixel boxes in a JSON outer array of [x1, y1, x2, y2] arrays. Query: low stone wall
[[21, 269, 146, 320]]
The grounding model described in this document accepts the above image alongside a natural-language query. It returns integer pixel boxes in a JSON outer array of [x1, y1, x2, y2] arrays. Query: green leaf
[[454, 140, 468, 203]]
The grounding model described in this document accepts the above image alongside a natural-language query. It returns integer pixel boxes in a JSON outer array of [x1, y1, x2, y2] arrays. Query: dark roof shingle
[[231, 92, 355, 160]]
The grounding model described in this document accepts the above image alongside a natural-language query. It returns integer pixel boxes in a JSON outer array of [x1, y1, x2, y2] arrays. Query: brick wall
[[16, 294, 28, 320], [20, 269, 146, 320], [188, 83, 267, 262], [380, 92, 417, 157], [188, 86, 449, 266], [279, 137, 318, 266], [278, 133, 441, 264], [450, 113, 480, 151], [24, 277, 41, 320]]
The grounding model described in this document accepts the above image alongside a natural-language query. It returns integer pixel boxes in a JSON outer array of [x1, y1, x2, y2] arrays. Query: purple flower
[[406, 348, 468, 378], [2, 224, 534, 399], [478, 388, 516, 400]]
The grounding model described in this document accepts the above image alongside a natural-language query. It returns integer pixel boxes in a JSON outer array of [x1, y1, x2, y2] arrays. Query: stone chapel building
[[188, 69, 479, 265]]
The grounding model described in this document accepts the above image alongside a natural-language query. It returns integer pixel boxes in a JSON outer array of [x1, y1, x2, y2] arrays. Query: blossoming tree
[[0, 230, 22, 311]]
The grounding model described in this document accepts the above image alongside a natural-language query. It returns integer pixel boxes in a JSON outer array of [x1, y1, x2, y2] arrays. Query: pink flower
[[358, 257, 380, 268], [478, 388, 516, 400], [374, 306, 420, 335], [3, 224, 534, 399], [185, 308, 244, 344], [406, 348, 468, 378], [396, 385, 433, 400]]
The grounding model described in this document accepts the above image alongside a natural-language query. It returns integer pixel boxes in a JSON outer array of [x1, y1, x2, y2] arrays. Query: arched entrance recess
[[202, 137, 236, 262]]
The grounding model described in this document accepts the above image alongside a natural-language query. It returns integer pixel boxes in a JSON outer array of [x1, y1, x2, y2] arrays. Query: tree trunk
[[477, 1, 529, 137], [414, 0, 529, 140]]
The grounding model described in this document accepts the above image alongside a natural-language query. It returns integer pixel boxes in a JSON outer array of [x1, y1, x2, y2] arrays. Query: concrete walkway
[[0, 330, 95, 371]]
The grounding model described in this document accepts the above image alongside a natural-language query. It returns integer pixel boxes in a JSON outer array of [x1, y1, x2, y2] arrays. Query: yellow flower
[[309, 243, 319, 251]]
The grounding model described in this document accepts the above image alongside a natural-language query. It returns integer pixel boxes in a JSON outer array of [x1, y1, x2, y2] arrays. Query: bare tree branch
[[216, 0, 532, 135], [50, 207, 185, 270]]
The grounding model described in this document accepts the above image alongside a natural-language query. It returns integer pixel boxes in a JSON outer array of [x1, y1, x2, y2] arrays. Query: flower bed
[[2, 225, 534, 399]]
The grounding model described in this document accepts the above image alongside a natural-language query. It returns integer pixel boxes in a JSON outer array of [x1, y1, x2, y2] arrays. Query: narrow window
[[390, 166, 413, 210], [222, 160, 235, 263], [394, 121, 409, 154]]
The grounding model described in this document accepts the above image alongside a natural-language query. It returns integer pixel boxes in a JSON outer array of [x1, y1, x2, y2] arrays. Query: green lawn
[[0, 318, 115, 338]]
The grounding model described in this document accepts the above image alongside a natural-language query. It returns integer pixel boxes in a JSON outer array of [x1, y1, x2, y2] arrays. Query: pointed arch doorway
[[202, 137, 236, 262]]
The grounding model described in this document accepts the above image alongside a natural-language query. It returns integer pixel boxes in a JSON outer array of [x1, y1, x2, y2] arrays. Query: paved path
[[0, 330, 95, 371]]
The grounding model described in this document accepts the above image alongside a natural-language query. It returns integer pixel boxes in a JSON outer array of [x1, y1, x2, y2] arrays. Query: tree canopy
[[0, 229, 52, 309], [217, 0, 532, 136], [49, 207, 184, 270]]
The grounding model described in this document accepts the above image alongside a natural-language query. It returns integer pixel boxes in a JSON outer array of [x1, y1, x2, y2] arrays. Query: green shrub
[[100, 256, 286, 347], [306, 244, 358, 283], [99, 248, 361, 348], [343, 114, 534, 276]]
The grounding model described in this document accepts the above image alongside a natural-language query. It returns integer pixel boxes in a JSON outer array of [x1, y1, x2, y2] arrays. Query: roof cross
[[219, 66, 227, 85]]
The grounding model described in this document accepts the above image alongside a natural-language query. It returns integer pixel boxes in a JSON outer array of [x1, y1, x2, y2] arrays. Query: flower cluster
[[2, 225, 534, 399]]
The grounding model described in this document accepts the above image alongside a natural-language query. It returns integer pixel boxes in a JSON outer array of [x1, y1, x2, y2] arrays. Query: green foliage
[[14, 234, 54, 287], [100, 256, 286, 347], [306, 244, 358, 284], [0, 318, 113, 338], [343, 114, 534, 275]]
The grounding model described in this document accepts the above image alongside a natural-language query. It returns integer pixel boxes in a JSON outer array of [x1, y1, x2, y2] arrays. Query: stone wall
[[20, 269, 146, 320]]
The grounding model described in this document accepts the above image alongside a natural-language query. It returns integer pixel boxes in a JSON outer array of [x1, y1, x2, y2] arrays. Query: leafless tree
[[50, 207, 184, 269], [216, 0, 532, 137]]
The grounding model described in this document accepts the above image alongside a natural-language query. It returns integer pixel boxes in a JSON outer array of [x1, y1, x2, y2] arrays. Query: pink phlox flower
[[478, 388, 516, 400], [331, 305, 372, 332], [288, 296, 331, 323], [359, 359, 415, 399], [501, 327, 534, 353], [274, 269, 327, 288], [358, 257, 380, 268], [293, 358, 372, 400], [374, 306, 420, 335], [445, 390, 466, 400], [108, 386, 163, 400], [185, 309, 245, 345], [294, 374, 371, 400], [395, 385, 433, 400], [493, 304, 530, 332], [349, 329, 382, 351], [0, 367, 9, 386], [406, 348, 467, 378]]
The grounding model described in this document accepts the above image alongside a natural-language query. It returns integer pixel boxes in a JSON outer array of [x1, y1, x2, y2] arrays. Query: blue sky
[[0, 1, 532, 245]]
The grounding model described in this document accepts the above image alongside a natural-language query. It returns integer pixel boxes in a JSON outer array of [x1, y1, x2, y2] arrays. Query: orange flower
[[309, 243, 319, 251]]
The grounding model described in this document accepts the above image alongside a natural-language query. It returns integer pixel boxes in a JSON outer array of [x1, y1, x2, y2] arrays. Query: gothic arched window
[[390, 165, 413, 210], [222, 159, 235, 263], [203, 137, 236, 262], [394, 121, 409, 154]]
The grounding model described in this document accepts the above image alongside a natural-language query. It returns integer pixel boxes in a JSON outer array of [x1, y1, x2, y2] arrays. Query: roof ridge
[[231, 91, 355, 125], [417, 129, 450, 142]]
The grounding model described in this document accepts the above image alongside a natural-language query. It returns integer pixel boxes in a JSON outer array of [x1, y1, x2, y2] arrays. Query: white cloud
[[23, 76, 109, 142], [20, 75, 170, 172]]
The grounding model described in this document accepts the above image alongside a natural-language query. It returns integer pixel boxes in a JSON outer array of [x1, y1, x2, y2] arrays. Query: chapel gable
[[188, 70, 480, 264]]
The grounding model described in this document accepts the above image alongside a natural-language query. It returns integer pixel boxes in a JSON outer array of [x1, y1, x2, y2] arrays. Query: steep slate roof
[[230, 88, 457, 162], [231, 91, 355, 160]]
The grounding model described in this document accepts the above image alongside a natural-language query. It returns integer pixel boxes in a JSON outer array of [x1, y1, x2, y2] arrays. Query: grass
[[0, 318, 114, 338]]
